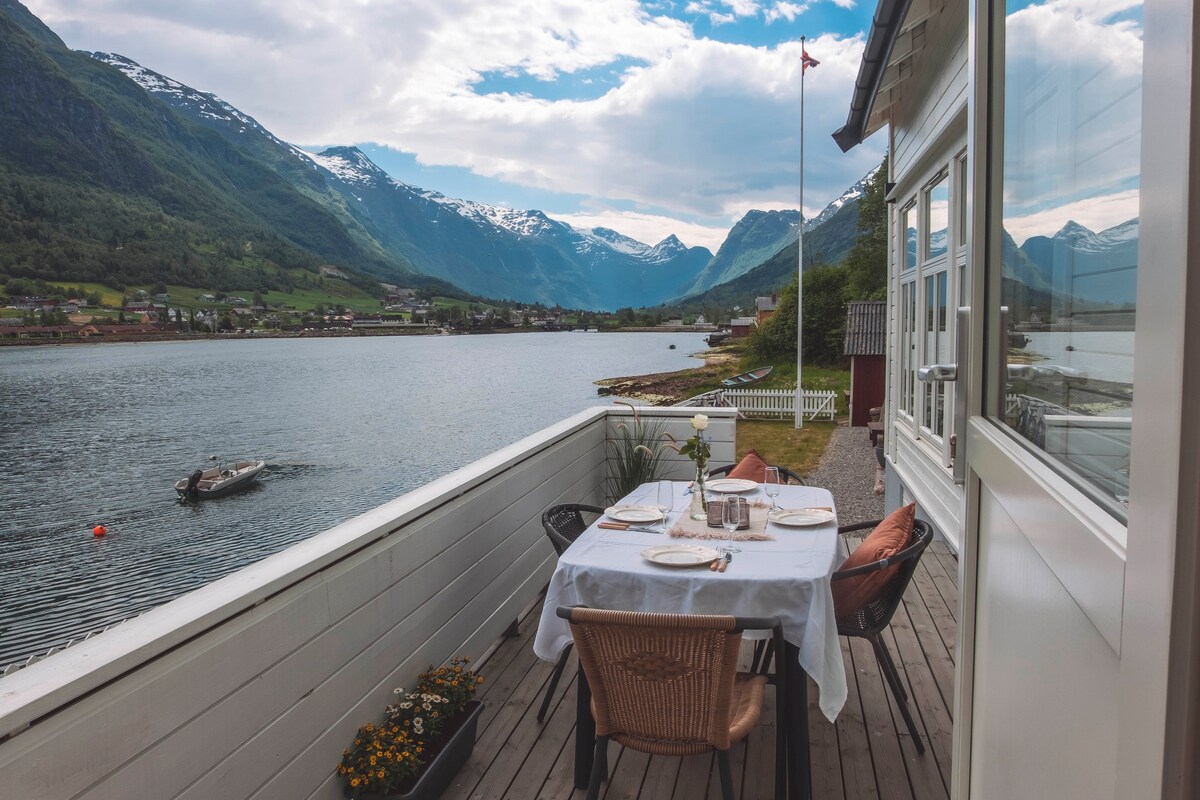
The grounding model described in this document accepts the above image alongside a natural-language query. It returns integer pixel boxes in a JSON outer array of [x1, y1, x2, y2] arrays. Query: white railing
[[722, 386, 839, 421], [0, 406, 736, 800]]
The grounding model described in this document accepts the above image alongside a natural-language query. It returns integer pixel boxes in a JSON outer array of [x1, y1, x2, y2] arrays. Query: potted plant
[[339, 657, 485, 799], [607, 401, 671, 501]]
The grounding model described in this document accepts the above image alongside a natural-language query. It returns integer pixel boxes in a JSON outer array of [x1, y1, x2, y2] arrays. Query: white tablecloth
[[533, 481, 848, 722]]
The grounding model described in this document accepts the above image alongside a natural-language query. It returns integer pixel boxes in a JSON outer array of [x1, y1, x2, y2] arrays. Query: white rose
[[691, 414, 709, 431]]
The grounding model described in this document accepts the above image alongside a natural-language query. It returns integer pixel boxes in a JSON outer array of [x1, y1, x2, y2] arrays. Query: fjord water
[[0, 332, 707, 666]]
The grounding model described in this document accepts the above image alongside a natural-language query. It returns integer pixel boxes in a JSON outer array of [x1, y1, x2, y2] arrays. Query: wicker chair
[[557, 607, 785, 800], [832, 518, 933, 752], [708, 463, 806, 485], [751, 518, 934, 752], [536, 504, 604, 723]]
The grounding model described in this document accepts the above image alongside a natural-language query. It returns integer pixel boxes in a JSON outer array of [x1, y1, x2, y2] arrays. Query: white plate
[[767, 508, 837, 527], [641, 544, 721, 567], [705, 478, 758, 493], [605, 505, 665, 523]]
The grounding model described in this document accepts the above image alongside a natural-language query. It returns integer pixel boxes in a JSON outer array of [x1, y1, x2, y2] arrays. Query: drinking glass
[[763, 467, 781, 510], [721, 494, 741, 554], [655, 480, 674, 532]]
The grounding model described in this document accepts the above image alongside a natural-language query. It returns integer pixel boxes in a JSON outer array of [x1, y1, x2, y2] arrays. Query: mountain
[[681, 167, 879, 298], [1019, 218, 1138, 309], [0, 6, 426, 296], [85, 50, 712, 309]]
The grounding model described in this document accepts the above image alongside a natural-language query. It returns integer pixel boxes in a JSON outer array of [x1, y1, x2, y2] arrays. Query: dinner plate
[[605, 505, 665, 523], [641, 544, 721, 567], [705, 478, 758, 493], [767, 508, 837, 527]]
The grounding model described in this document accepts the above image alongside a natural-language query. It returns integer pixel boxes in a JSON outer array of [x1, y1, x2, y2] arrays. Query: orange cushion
[[727, 449, 770, 483], [831, 503, 916, 616]]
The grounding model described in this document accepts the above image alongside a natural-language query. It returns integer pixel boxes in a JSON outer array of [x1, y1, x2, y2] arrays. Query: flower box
[[348, 700, 483, 800]]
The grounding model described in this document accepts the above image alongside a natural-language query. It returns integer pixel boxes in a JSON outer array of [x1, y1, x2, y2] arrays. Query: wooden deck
[[443, 538, 960, 800]]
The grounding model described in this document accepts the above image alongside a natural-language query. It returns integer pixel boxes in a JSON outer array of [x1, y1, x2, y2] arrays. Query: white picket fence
[[678, 386, 838, 421]]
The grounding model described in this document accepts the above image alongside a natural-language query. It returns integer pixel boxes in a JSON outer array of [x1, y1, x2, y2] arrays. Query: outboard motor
[[184, 469, 204, 498]]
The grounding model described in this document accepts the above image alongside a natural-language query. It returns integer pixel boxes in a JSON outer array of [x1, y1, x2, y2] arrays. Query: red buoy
[[93, 525, 107, 537]]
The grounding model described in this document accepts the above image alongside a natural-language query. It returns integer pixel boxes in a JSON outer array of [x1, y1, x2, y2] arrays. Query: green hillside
[[0, 8, 456, 300], [678, 199, 860, 310]]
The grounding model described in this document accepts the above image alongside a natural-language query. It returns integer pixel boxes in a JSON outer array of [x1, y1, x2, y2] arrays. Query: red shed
[[843, 301, 886, 428]]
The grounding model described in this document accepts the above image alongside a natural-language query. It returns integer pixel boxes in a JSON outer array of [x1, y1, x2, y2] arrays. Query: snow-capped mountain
[[680, 168, 877, 298], [283, 145, 711, 308], [1019, 218, 1138, 308], [805, 165, 880, 232], [83, 53, 712, 309]]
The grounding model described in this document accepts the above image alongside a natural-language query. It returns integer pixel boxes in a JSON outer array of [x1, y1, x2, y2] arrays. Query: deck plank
[[847, 636, 916, 800], [834, 638, 882, 800], [445, 554, 958, 800]]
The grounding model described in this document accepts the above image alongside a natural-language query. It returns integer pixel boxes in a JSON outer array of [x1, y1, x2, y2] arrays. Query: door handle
[[918, 363, 958, 383]]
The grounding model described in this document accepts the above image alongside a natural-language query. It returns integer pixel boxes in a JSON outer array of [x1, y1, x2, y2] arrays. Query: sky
[[25, 0, 888, 252]]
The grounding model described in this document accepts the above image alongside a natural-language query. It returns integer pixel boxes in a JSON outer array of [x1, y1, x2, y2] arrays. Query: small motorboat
[[176, 456, 266, 500], [721, 365, 773, 388], [705, 331, 731, 346]]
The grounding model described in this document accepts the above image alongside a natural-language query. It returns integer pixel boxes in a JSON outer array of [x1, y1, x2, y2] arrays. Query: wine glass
[[721, 493, 741, 554], [655, 479, 674, 532], [763, 467, 781, 511]]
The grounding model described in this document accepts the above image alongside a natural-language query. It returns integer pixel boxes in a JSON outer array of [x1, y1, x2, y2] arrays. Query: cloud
[[26, 0, 884, 236], [1004, 190, 1139, 246], [765, 2, 809, 23], [546, 210, 731, 251], [1002, 0, 1142, 239], [709, 11, 737, 25], [721, 0, 762, 15]]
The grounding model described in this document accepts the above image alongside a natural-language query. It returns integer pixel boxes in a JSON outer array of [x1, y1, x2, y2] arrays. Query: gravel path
[[805, 426, 884, 526]]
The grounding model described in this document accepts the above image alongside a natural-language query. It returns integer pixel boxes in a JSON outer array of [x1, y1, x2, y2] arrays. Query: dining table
[[532, 479, 849, 800]]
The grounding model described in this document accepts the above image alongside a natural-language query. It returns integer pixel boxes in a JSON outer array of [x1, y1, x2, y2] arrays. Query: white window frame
[[894, 155, 969, 469]]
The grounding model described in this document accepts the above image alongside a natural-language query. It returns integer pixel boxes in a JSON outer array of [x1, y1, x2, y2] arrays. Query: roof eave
[[831, 0, 914, 153]]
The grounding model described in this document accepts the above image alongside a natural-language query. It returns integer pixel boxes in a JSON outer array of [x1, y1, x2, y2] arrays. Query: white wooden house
[[833, 0, 1199, 795]]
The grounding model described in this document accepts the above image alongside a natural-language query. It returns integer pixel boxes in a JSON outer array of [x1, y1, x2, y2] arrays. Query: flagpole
[[794, 36, 806, 429]]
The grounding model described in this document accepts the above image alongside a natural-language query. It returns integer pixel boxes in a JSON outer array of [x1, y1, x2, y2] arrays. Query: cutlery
[[599, 522, 663, 533], [717, 552, 732, 572]]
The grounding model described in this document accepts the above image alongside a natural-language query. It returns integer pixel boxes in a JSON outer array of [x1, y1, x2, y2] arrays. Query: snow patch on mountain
[[806, 164, 880, 231], [88, 52, 266, 137], [296, 147, 388, 187], [1052, 218, 1139, 253]]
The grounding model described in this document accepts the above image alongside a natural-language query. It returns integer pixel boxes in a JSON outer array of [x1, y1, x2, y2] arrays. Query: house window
[[896, 168, 960, 452], [926, 174, 950, 260], [898, 201, 919, 419], [903, 206, 917, 271], [993, 0, 1141, 516]]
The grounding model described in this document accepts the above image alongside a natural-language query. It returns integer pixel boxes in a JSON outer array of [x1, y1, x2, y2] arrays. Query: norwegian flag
[[802, 46, 820, 73]]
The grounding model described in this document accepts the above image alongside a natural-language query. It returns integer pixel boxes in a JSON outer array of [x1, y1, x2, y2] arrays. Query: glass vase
[[689, 465, 708, 520]]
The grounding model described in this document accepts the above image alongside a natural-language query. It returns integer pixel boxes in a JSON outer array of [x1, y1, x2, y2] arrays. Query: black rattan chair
[[537, 503, 604, 723], [833, 518, 934, 751], [752, 517, 934, 752], [708, 463, 806, 485]]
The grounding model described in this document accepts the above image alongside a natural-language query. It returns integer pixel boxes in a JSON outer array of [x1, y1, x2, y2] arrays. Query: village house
[[754, 293, 778, 323]]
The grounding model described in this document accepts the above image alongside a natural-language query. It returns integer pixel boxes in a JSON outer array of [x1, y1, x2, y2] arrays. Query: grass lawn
[[734, 419, 837, 478]]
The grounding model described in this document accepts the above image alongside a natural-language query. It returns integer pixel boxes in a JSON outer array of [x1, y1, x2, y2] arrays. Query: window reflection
[[903, 206, 917, 271], [997, 0, 1141, 515], [927, 175, 949, 259]]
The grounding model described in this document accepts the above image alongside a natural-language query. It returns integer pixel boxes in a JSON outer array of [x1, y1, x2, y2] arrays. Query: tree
[[844, 155, 890, 300], [749, 264, 849, 367]]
